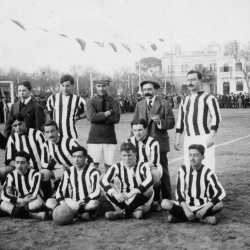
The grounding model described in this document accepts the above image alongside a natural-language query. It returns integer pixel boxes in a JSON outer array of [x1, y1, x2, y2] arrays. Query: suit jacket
[[4, 98, 45, 139], [133, 96, 175, 153]]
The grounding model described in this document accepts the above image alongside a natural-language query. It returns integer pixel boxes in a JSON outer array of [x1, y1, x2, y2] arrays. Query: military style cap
[[140, 79, 161, 89], [93, 74, 111, 85]]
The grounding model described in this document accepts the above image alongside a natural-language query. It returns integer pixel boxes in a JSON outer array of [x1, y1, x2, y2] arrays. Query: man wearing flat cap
[[46, 74, 86, 139], [86, 74, 120, 173], [133, 79, 175, 211]]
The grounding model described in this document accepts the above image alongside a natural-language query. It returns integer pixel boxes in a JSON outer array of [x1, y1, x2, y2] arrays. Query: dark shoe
[[105, 211, 124, 220], [199, 216, 216, 225], [151, 201, 161, 212], [79, 212, 90, 221]]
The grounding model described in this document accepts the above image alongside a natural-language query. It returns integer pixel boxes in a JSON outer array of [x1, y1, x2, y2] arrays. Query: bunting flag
[[122, 43, 131, 53], [11, 20, 26, 30], [159, 38, 164, 42], [75, 38, 86, 51], [149, 42, 157, 51], [109, 43, 117, 52], [59, 34, 68, 38], [95, 41, 104, 48], [37, 27, 49, 32], [137, 44, 146, 52]]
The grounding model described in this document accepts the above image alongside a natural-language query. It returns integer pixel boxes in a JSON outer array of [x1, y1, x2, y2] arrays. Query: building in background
[[162, 42, 249, 95]]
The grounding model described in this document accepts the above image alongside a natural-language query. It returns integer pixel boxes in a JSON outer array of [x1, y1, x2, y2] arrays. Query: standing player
[[100, 142, 154, 220], [133, 79, 175, 210], [46, 74, 86, 139], [161, 144, 226, 225], [174, 70, 221, 172], [4, 81, 45, 139], [1, 113, 45, 185], [86, 75, 120, 172], [46, 146, 100, 221], [0, 151, 46, 220]]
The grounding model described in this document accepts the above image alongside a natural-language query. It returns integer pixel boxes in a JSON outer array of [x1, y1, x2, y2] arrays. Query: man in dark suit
[[4, 81, 45, 139], [133, 79, 175, 211]]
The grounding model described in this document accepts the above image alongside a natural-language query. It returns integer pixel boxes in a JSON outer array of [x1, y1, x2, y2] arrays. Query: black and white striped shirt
[[1, 169, 41, 204], [100, 161, 154, 196], [176, 165, 226, 207], [126, 136, 161, 168], [47, 93, 86, 139], [56, 164, 100, 203], [5, 128, 45, 171], [176, 91, 221, 136], [41, 137, 80, 170]]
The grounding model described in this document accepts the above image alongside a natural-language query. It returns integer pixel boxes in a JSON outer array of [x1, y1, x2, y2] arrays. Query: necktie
[[102, 99, 106, 112], [148, 100, 152, 110], [20, 101, 25, 112]]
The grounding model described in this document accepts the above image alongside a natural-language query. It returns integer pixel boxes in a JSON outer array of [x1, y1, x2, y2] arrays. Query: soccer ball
[[52, 205, 74, 226]]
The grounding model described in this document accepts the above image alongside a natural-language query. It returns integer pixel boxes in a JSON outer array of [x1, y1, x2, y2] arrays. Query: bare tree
[[226, 40, 250, 93]]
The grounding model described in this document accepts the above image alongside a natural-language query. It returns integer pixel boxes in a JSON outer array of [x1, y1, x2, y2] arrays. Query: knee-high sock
[[41, 180, 52, 201]]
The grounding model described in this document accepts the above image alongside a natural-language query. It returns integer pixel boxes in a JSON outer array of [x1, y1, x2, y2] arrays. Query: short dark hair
[[189, 144, 205, 156], [15, 151, 30, 162], [43, 120, 59, 131], [18, 81, 32, 91], [71, 146, 87, 157], [9, 113, 24, 125], [120, 142, 136, 153], [131, 119, 147, 129], [60, 74, 74, 85], [187, 70, 202, 80]]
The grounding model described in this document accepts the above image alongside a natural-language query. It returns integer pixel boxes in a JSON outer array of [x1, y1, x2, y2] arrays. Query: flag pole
[[76, 76, 79, 95]]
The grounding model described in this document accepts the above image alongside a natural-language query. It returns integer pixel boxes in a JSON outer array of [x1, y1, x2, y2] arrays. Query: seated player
[[100, 142, 154, 220], [46, 146, 100, 221], [0, 151, 46, 220], [126, 118, 163, 211], [0, 113, 45, 185], [161, 144, 226, 225], [40, 120, 92, 200]]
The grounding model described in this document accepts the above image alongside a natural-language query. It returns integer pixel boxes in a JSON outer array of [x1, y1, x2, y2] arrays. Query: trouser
[[106, 189, 154, 217], [159, 153, 172, 200], [169, 203, 220, 220], [184, 134, 215, 172]]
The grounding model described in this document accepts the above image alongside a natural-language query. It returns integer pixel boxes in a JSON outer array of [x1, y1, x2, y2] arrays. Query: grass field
[[0, 108, 250, 250]]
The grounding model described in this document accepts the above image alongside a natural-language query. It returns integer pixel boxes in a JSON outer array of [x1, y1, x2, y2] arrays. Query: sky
[[0, 0, 250, 76]]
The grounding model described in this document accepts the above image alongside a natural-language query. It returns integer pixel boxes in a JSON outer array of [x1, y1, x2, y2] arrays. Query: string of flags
[[10, 19, 164, 53]]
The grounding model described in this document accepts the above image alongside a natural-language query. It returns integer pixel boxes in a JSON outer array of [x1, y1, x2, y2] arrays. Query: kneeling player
[[46, 146, 100, 221], [161, 144, 226, 225], [0, 151, 46, 220], [100, 142, 154, 220]]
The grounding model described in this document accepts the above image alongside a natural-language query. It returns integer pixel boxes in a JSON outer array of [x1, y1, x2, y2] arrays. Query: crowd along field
[[0, 108, 250, 250]]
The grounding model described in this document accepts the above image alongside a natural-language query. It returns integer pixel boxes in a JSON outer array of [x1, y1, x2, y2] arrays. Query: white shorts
[[184, 134, 215, 172], [65, 198, 98, 214], [52, 164, 66, 181], [88, 144, 116, 165]]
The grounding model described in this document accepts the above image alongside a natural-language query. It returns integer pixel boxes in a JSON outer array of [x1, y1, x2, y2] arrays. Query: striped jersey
[[176, 91, 221, 136], [176, 165, 226, 208], [47, 93, 86, 139], [41, 137, 80, 170], [56, 163, 100, 203], [1, 168, 41, 204], [5, 128, 45, 171], [126, 136, 162, 176], [100, 161, 154, 196]]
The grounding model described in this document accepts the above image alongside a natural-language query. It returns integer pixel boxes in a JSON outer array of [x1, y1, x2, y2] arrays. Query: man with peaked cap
[[133, 79, 175, 211], [86, 74, 120, 173], [46, 74, 86, 139]]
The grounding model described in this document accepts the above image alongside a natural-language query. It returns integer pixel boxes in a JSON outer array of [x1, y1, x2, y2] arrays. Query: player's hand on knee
[[113, 191, 126, 203], [174, 142, 181, 151], [185, 210, 195, 221]]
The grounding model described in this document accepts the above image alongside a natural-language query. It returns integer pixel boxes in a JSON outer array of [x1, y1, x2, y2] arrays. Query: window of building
[[168, 65, 171, 73], [195, 64, 203, 68], [223, 82, 230, 95], [185, 65, 188, 72], [235, 63, 242, 71], [236, 81, 243, 91], [210, 63, 213, 71], [214, 63, 217, 72], [181, 65, 184, 72], [224, 63, 229, 72]]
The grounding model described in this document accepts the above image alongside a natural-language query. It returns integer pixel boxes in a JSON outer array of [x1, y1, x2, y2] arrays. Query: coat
[[133, 96, 175, 153], [4, 98, 45, 139]]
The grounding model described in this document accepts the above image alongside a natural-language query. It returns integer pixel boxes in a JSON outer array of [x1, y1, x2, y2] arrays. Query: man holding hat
[[133, 79, 175, 211], [46, 74, 86, 139], [86, 74, 120, 172]]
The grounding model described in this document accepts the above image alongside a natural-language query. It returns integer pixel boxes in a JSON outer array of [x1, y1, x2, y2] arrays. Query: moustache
[[188, 84, 194, 87], [144, 93, 152, 97], [49, 136, 55, 140]]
